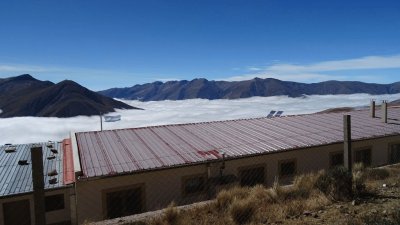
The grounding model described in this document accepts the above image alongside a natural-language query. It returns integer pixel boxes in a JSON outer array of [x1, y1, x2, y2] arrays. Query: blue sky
[[0, 0, 399, 90]]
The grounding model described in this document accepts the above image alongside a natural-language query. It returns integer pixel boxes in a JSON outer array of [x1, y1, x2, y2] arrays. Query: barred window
[[183, 175, 206, 196], [45, 194, 65, 212], [239, 166, 265, 187], [390, 144, 400, 164], [105, 186, 143, 219], [355, 149, 371, 167], [330, 152, 344, 168], [279, 160, 296, 177]]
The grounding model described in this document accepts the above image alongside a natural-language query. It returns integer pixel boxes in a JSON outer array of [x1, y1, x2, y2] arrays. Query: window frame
[[101, 183, 146, 220], [278, 159, 297, 178], [389, 143, 400, 164], [353, 147, 372, 167], [45, 193, 65, 212], [329, 151, 344, 168], [237, 164, 266, 187], [181, 173, 207, 197]]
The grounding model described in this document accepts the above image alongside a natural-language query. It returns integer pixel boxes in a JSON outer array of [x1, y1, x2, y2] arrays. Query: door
[[3, 199, 31, 225]]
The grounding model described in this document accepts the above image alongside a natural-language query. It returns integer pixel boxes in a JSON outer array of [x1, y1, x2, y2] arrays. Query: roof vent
[[47, 155, 56, 160], [18, 160, 29, 165], [48, 169, 58, 176], [5, 145, 17, 153], [50, 149, 58, 154], [49, 178, 58, 184]]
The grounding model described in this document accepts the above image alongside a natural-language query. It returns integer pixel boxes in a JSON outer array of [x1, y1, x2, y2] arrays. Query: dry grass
[[118, 165, 398, 225], [147, 203, 181, 225]]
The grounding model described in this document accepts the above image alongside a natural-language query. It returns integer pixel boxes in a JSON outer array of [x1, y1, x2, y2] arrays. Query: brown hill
[[0, 74, 139, 118]]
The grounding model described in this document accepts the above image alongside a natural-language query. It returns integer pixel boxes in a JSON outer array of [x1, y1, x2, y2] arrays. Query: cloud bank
[[227, 55, 400, 83], [1, 93, 400, 145]]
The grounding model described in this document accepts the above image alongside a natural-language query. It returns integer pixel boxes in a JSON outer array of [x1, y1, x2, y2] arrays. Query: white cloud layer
[[227, 55, 400, 83], [1, 93, 400, 145]]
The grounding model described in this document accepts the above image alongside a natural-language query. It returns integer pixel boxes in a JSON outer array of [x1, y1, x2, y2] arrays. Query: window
[[105, 186, 143, 219], [389, 144, 400, 164], [279, 160, 296, 177], [183, 175, 206, 196], [239, 166, 265, 187], [45, 194, 65, 212], [330, 152, 344, 168], [354, 149, 371, 167], [3, 199, 31, 225]]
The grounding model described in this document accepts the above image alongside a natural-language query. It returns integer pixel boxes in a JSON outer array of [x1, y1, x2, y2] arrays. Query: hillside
[[0, 74, 138, 118], [99, 78, 400, 101]]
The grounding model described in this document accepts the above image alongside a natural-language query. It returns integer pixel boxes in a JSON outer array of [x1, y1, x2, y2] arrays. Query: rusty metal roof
[[0, 141, 68, 197], [75, 108, 400, 179]]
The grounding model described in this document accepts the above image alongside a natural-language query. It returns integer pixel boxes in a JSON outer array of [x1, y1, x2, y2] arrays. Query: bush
[[229, 198, 256, 225], [365, 168, 390, 180], [392, 209, 400, 224], [362, 214, 397, 225], [315, 166, 353, 201], [249, 184, 277, 204], [215, 186, 249, 210], [163, 203, 180, 225], [147, 202, 180, 225]]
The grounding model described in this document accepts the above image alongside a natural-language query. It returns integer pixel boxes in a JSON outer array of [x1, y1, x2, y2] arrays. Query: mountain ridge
[[99, 77, 400, 101], [0, 74, 139, 118]]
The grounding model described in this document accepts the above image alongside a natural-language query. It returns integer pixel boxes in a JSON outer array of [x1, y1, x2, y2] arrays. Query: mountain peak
[[10, 74, 36, 81], [0, 75, 138, 118]]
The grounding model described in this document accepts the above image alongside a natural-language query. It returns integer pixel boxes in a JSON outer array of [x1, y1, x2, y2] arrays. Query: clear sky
[[0, 0, 399, 90]]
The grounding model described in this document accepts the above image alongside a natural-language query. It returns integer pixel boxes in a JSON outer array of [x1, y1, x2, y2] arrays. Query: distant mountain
[[99, 78, 400, 101], [0, 74, 139, 118]]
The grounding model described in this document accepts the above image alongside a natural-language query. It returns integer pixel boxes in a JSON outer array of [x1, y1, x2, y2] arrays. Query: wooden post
[[382, 100, 388, 123], [370, 100, 375, 118], [344, 115, 352, 171], [31, 144, 46, 225]]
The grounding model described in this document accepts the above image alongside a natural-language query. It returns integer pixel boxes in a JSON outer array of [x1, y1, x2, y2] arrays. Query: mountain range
[[0, 74, 138, 118], [99, 78, 400, 101]]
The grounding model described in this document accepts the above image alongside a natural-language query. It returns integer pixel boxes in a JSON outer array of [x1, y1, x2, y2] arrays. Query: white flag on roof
[[104, 115, 121, 122]]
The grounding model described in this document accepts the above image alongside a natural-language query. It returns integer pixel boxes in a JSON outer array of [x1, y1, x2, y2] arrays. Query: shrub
[[392, 209, 400, 224], [315, 166, 353, 201], [362, 214, 397, 225], [249, 184, 277, 204], [215, 186, 249, 210], [352, 167, 366, 197], [365, 168, 390, 180], [163, 203, 180, 225], [146, 202, 180, 225], [229, 198, 256, 225]]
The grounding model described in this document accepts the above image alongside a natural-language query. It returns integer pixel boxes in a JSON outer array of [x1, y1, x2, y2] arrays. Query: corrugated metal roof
[[76, 108, 400, 179], [0, 141, 68, 197]]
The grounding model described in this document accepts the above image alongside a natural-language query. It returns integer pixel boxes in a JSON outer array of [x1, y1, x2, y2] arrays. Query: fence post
[[344, 115, 352, 171], [31, 144, 46, 225]]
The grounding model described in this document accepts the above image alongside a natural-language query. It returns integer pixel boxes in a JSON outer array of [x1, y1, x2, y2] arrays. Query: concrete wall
[[75, 135, 400, 224], [0, 188, 72, 225]]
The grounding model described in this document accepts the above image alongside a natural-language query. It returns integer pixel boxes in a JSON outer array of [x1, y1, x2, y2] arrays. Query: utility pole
[[31, 144, 46, 225]]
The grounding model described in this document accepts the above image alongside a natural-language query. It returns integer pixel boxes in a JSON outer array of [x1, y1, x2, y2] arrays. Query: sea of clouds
[[1, 93, 400, 145]]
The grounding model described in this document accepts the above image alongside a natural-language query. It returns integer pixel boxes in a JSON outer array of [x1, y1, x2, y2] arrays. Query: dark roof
[[75, 108, 400, 179], [0, 142, 67, 197]]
